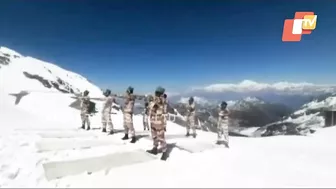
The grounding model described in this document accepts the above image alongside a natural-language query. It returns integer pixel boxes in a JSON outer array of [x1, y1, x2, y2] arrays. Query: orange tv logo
[[282, 12, 317, 42]]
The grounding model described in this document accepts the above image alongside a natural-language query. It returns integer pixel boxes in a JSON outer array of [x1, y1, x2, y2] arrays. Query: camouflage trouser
[[143, 114, 150, 130], [186, 115, 196, 134], [218, 121, 229, 144], [80, 112, 90, 127], [163, 114, 167, 130], [151, 122, 167, 152], [123, 112, 135, 137], [102, 110, 113, 131], [150, 115, 167, 152]]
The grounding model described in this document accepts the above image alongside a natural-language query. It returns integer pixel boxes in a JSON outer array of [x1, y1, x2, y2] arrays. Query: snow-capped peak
[[243, 96, 265, 104], [294, 95, 336, 115], [0, 46, 22, 58], [0, 46, 103, 97], [228, 96, 265, 111]]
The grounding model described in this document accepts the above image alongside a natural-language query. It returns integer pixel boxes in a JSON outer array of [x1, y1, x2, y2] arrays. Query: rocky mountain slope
[[253, 93, 336, 137], [175, 80, 336, 110], [169, 97, 293, 135]]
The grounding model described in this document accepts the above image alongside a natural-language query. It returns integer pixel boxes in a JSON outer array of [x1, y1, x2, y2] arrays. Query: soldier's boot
[[121, 134, 129, 140], [161, 151, 169, 161], [216, 140, 224, 145], [185, 132, 190, 137], [146, 147, 158, 155], [224, 141, 229, 148], [130, 136, 137, 143], [192, 133, 197, 138], [80, 125, 85, 129], [102, 128, 107, 133], [86, 126, 90, 130], [108, 130, 114, 135]]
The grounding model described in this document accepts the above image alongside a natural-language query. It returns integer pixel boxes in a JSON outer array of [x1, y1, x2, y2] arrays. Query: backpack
[[88, 101, 97, 114]]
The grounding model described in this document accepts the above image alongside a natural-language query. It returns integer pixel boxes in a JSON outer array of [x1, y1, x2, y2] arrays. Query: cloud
[[189, 80, 336, 93], [178, 96, 211, 105]]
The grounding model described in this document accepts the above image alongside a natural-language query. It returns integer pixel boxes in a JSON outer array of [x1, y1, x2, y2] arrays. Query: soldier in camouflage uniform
[[121, 86, 137, 143], [80, 90, 91, 130], [143, 95, 153, 131], [101, 89, 116, 135], [162, 93, 168, 131], [146, 86, 169, 160], [143, 102, 150, 131], [186, 97, 197, 138], [217, 101, 229, 147]]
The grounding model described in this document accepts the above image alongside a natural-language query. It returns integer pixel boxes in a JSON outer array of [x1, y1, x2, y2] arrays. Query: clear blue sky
[[1, 0, 335, 93]]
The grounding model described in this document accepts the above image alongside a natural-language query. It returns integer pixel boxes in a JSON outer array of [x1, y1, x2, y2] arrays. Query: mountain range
[[167, 79, 336, 110]]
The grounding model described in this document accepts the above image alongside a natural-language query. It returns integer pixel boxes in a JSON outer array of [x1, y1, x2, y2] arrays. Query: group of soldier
[[79, 86, 230, 160]]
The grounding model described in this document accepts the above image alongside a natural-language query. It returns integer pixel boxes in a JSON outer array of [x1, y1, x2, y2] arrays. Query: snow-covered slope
[[0, 46, 102, 97], [1, 46, 336, 188], [287, 94, 336, 129], [1, 92, 336, 187]]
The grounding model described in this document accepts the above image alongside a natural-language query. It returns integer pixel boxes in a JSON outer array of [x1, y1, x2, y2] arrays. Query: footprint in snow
[[19, 142, 29, 147], [4, 168, 21, 180]]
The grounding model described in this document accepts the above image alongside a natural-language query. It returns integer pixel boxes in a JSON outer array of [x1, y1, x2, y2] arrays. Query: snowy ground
[[1, 92, 336, 188]]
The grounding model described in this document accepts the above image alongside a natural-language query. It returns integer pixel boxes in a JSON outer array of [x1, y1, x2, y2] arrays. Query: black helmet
[[189, 97, 194, 103], [221, 101, 227, 108], [104, 89, 111, 96], [83, 90, 89, 96], [155, 86, 165, 96], [127, 86, 134, 94]]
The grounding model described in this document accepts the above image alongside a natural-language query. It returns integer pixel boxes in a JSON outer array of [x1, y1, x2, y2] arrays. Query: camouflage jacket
[[102, 95, 115, 112], [123, 93, 135, 113], [143, 103, 150, 115], [186, 102, 196, 117], [80, 96, 90, 113], [149, 96, 165, 125], [218, 108, 229, 125], [163, 98, 168, 115]]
